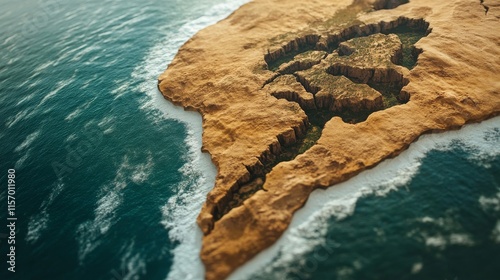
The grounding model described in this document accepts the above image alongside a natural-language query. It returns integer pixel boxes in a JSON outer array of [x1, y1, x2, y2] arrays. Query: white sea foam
[[65, 107, 84, 122], [26, 210, 49, 244], [66, 133, 77, 142], [229, 117, 500, 279], [98, 115, 115, 128], [111, 80, 132, 100], [131, 154, 154, 185], [26, 75, 43, 89], [479, 189, 500, 244], [76, 154, 130, 262], [14, 130, 42, 168], [25, 181, 65, 244], [81, 74, 98, 90], [76, 184, 123, 262], [479, 191, 500, 213], [97, 115, 116, 134], [132, 0, 251, 121], [76, 153, 155, 262], [118, 240, 147, 280], [127, 0, 250, 279], [161, 125, 216, 280]]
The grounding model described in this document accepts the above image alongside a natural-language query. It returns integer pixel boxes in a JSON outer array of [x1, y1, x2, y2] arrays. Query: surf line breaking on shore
[[132, 0, 250, 279], [229, 116, 500, 280]]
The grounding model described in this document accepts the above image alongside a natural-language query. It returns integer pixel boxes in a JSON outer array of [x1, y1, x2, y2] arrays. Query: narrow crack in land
[[480, 0, 490, 15]]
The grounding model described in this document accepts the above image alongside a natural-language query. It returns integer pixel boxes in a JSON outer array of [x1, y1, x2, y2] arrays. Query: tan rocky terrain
[[158, 0, 500, 279]]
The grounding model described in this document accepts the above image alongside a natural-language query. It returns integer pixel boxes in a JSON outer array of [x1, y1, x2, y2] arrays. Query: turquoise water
[[0, 1, 499, 280]]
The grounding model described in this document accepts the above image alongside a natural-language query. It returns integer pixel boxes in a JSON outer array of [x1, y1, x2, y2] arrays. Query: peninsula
[[158, 0, 500, 279]]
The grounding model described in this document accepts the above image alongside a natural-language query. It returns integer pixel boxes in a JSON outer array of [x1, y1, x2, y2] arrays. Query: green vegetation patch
[[384, 25, 427, 69]]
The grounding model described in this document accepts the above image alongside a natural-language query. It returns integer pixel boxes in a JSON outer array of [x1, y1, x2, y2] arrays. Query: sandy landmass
[[158, 0, 500, 279]]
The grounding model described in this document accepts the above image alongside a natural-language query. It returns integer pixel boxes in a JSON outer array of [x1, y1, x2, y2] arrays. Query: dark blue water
[[240, 123, 500, 280], [1, 1, 499, 280], [0, 0, 246, 279]]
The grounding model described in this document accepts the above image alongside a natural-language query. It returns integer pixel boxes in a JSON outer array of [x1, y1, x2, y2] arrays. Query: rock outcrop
[[157, 0, 500, 279]]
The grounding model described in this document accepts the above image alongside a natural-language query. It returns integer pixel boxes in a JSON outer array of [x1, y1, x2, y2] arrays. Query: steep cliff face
[[264, 75, 316, 109], [264, 31, 413, 130], [157, 0, 500, 279]]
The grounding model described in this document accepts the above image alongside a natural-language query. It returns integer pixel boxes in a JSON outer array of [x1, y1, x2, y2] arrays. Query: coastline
[[158, 0, 500, 278], [135, 1, 251, 279], [228, 116, 500, 279]]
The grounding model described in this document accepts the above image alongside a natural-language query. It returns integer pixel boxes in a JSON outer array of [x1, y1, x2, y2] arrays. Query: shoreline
[[136, 1, 251, 279], [228, 115, 500, 279], [157, 0, 500, 278]]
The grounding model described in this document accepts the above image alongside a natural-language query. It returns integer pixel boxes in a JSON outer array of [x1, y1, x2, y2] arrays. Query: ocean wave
[[131, 0, 250, 122], [5, 108, 30, 128], [25, 210, 49, 244], [96, 115, 116, 134], [34, 60, 55, 73], [138, 2, 252, 278], [479, 192, 500, 213], [14, 151, 30, 169], [111, 79, 132, 100], [14, 130, 40, 167], [25, 181, 65, 244], [75, 154, 131, 262], [15, 91, 36, 106], [64, 97, 96, 122], [161, 125, 217, 280], [229, 117, 500, 280], [39, 74, 76, 106], [81, 74, 98, 90], [76, 187, 122, 262], [479, 188, 500, 244], [117, 240, 147, 280], [76, 152, 156, 262], [26, 74, 43, 89], [410, 212, 477, 250], [70, 45, 102, 62], [131, 153, 154, 185], [14, 129, 41, 152], [3, 33, 17, 45]]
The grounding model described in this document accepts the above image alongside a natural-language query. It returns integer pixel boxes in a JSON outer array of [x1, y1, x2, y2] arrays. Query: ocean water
[[232, 118, 500, 280], [0, 0, 247, 279], [0, 1, 498, 280]]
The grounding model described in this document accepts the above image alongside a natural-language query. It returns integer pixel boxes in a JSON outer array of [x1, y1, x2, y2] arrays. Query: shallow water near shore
[[0, 0, 499, 280], [0, 0, 247, 279]]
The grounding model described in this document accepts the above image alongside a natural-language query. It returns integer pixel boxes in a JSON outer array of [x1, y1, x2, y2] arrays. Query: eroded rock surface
[[158, 0, 500, 279]]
